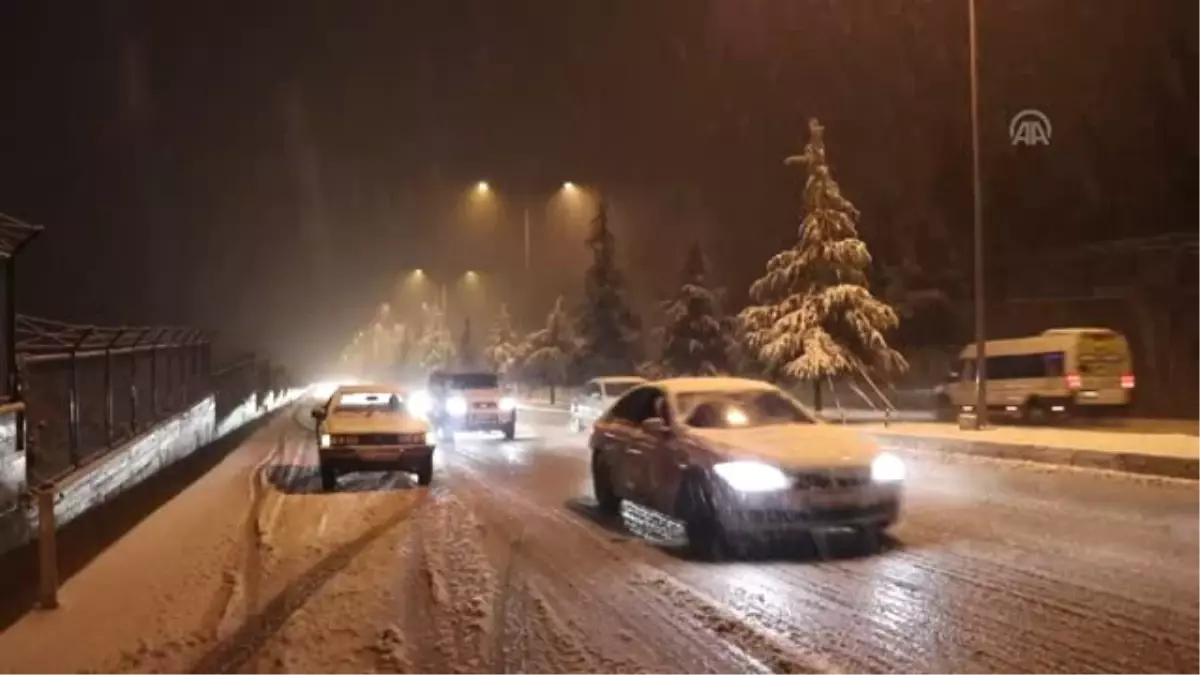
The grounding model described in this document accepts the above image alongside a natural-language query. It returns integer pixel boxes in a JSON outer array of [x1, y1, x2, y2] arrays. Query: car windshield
[[333, 392, 403, 414], [677, 390, 813, 429], [450, 373, 499, 389]]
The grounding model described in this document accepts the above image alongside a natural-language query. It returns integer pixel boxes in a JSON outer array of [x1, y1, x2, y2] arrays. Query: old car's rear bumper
[[319, 444, 433, 472], [714, 482, 902, 534]]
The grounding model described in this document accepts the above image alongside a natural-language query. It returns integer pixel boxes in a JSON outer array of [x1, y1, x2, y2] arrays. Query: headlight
[[407, 390, 433, 418], [871, 452, 906, 482], [498, 396, 516, 412], [446, 396, 468, 417], [319, 433, 332, 449], [713, 461, 790, 493]]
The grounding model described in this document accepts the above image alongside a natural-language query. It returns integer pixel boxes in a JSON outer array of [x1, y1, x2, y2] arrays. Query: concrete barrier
[[864, 430, 1199, 480], [0, 388, 302, 557]]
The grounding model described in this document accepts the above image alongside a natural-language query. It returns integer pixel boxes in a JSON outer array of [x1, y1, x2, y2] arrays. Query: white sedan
[[588, 377, 904, 557]]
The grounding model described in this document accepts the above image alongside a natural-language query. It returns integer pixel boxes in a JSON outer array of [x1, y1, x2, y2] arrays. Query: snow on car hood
[[689, 423, 881, 470], [324, 412, 428, 435]]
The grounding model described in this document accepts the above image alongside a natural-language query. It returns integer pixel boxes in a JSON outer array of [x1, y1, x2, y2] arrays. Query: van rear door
[[1074, 330, 1133, 405]]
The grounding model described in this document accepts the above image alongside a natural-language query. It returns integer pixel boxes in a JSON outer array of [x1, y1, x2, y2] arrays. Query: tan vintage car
[[311, 385, 435, 491]]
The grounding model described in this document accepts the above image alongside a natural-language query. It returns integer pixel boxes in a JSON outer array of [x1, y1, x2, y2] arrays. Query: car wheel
[[679, 475, 729, 561], [854, 524, 886, 553], [502, 420, 516, 440], [416, 457, 434, 486], [1021, 397, 1048, 425], [591, 452, 622, 516], [320, 463, 337, 492], [934, 395, 956, 422]]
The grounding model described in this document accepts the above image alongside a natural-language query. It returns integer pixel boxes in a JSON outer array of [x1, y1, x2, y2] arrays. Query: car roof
[[592, 376, 647, 384], [334, 384, 405, 396], [653, 376, 779, 395]]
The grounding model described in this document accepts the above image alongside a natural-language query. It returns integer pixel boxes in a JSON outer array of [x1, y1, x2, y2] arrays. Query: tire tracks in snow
[[441, 448, 832, 674], [188, 494, 427, 673], [184, 408, 429, 667]]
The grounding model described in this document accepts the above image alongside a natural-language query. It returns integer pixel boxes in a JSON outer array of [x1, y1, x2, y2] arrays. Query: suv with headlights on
[[311, 384, 435, 491], [589, 377, 905, 558], [427, 370, 516, 440]]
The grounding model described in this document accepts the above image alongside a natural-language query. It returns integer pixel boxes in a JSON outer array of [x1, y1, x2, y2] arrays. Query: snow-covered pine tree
[[483, 303, 522, 376], [574, 202, 641, 377], [658, 242, 733, 376], [521, 296, 575, 404], [739, 118, 906, 408], [416, 302, 457, 373], [457, 318, 477, 369]]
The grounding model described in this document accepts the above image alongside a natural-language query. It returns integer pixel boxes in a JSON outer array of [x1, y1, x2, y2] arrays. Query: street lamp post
[[968, 0, 988, 428]]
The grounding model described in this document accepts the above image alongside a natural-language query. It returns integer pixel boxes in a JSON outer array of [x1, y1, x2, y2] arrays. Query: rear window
[[1078, 334, 1129, 376]]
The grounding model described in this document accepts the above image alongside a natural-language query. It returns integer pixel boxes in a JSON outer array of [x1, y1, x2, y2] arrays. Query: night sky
[[0, 0, 1194, 374]]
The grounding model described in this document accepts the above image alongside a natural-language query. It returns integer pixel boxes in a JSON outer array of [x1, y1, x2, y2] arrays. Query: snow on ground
[[0, 406, 1196, 674], [866, 421, 1199, 458]]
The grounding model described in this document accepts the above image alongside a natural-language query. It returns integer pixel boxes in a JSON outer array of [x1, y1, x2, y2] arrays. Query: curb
[[864, 431, 1199, 480]]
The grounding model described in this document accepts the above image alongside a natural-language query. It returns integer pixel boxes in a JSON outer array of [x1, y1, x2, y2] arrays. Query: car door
[[643, 393, 691, 515], [621, 387, 669, 505], [593, 386, 655, 499]]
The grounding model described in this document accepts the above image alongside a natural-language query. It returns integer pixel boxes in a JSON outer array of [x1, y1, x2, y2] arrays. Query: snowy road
[[0, 404, 1196, 673]]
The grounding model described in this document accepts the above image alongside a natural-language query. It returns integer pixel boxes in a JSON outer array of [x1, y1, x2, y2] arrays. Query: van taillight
[[1066, 373, 1082, 389], [1120, 373, 1135, 389]]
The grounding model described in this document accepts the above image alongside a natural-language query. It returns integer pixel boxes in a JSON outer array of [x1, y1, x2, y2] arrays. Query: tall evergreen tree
[[457, 318, 477, 369], [574, 202, 641, 376], [740, 119, 906, 407], [521, 297, 576, 404], [483, 303, 522, 375], [416, 302, 457, 372], [658, 242, 733, 376]]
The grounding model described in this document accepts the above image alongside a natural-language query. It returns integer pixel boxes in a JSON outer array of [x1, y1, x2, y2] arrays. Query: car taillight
[[1065, 373, 1082, 389], [1120, 373, 1135, 389]]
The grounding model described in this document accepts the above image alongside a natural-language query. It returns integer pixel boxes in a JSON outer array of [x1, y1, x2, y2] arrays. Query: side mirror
[[642, 417, 669, 435], [311, 406, 326, 421]]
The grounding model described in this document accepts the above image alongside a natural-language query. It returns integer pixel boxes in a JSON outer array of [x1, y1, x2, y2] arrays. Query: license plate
[[798, 491, 863, 509], [358, 447, 401, 460]]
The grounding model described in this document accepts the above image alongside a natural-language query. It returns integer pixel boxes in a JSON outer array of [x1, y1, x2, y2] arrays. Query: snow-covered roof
[[657, 376, 778, 394]]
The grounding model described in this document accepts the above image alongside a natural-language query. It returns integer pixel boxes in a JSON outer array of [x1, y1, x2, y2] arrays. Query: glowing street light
[[475, 181, 490, 195]]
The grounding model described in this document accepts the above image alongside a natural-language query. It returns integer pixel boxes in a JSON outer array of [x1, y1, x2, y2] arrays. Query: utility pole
[[968, 0, 989, 428], [523, 206, 531, 274]]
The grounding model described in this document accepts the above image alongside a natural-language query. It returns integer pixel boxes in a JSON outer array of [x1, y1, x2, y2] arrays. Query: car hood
[[689, 424, 880, 470], [325, 413, 428, 434]]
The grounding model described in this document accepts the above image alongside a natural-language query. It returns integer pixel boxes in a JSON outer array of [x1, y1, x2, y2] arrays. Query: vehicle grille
[[472, 401, 498, 410], [792, 470, 872, 490], [355, 433, 425, 445]]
